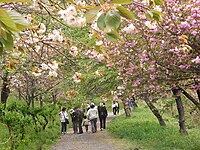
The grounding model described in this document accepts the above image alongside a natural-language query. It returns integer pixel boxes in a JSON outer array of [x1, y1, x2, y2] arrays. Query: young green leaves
[[0, 0, 30, 56], [0, 9, 29, 53], [97, 10, 121, 42]]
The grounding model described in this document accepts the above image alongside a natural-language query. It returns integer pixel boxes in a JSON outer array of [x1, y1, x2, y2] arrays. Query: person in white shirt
[[112, 101, 117, 115], [115, 101, 120, 115], [87, 103, 98, 133], [59, 107, 69, 135], [82, 115, 89, 132]]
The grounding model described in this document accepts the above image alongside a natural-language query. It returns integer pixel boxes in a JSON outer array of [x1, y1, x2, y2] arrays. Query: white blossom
[[32, 72, 41, 77], [26, 14, 33, 23], [48, 30, 64, 42], [66, 15, 77, 26], [144, 21, 157, 29], [69, 46, 79, 56], [12, 52, 21, 57], [48, 61, 59, 70], [35, 45, 40, 52], [76, 0, 86, 6], [41, 63, 49, 70], [58, 9, 69, 20], [154, 6, 162, 12], [75, 17, 86, 27], [96, 40, 103, 46], [48, 71, 58, 77], [66, 5, 77, 16], [117, 86, 125, 90], [96, 54, 104, 61], [37, 23, 46, 34], [72, 72, 82, 83], [122, 24, 135, 33], [135, 0, 149, 5]]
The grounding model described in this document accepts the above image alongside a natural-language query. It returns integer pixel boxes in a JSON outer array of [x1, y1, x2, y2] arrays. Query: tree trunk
[[18, 87, 21, 101], [131, 95, 138, 107], [143, 94, 166, 126], [39, 96, 43, 108], [122, 98, 131, 117], [52, 93, 57, 104], [1, 72, 10, 106], [172, 87, 187, 134], [197, 89, 200, 102], [180, 87, 200, 110], [31, 80, 35, 108], [31, 96, 34, 108]]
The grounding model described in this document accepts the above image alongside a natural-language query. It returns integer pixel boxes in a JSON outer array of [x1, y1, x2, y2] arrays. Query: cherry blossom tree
[[1, 0, 199, 135]]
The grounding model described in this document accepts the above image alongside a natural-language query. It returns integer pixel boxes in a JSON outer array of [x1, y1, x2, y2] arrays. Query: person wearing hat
[[69, 109, 78, 134]]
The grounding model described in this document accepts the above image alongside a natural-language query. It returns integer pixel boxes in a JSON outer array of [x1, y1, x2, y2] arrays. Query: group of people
[[58, 102, 108, 135]]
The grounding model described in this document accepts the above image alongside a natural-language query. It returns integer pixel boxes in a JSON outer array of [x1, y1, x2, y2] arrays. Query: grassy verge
[[107, 104, 200, 150]]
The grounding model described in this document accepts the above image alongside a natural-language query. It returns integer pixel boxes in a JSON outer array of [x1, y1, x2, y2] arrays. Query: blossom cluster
[[32, 61, 59, 77], [58, 5, 86, 27]]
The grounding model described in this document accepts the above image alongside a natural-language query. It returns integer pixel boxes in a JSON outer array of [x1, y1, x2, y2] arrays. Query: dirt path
[[50, 113, 132, 150]]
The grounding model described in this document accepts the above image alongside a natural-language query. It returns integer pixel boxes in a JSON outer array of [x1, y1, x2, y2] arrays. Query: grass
[[107, 104, 200, 150], [0, 123, 10, 150]]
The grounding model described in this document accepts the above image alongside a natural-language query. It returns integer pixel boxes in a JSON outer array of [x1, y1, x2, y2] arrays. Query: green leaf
[[116, 6, 135, 20], [64, 0, 73, 2], [0, 0, 31, 2], [4, 32, 13, 50], [154, 0, 164, 5], [105, 10, 121, 30], [85, 6, 101, 23], [18, 46, 25, 53], [146, 10, 153, 19], [105, 30, 121, 42], [0, 9, 19, 32], [97, 13, 106, 30], [7, 10, 29, 30], [110, 0, 132, 4], [0, 28, 7, 39], [152, 10, 162, 21]]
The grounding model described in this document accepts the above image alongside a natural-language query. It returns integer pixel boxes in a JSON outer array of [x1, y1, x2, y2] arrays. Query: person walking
[[74, 107, 84, 134], [59, 107, 69, 135], [82, 115, 89, 132], [98, 102, 108, 130], [87, 103, 98, 133], [116, 101, 120, 115], [70, 109, 78, 134], [112, 101, 117, 115]]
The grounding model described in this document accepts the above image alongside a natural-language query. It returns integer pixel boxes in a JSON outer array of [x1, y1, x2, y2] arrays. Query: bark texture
[[180, 87, 200, 110], [143, 94, 166, 126], [172, 87, 187, 134], [1, 72, 10, 106], [122, 98, 131, 117]]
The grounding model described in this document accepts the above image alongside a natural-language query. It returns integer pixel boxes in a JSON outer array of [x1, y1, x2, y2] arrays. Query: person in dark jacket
[[74, 107, 84, 134], [70, 107, 84, 134], [98, 102, 108, 130], [70, 109, 78, 134]]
